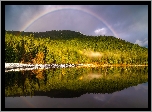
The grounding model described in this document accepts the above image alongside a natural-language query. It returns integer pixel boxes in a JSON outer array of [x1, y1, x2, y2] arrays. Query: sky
[[5, 5, 148, 47]]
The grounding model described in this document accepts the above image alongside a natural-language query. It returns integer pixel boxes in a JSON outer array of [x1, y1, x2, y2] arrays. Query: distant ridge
[[5, 30, 89, 39], [5, 30, 116, 39]]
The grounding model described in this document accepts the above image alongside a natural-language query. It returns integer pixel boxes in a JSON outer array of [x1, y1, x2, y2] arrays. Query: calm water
[[5, 66, 148, 108]]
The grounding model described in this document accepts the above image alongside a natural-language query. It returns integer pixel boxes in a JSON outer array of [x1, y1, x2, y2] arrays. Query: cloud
[[134, 39, 148, 47], [94, 28, 107, 35]]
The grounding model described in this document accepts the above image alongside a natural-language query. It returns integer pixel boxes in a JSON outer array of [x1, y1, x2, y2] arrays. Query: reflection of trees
[[20, 71, 26, 93], [43, 70, 47, 85], [5, 67, 148, 97], [32, 69, 44, 79], [104, 68, 108, 77], [120, 67, 125, 75]]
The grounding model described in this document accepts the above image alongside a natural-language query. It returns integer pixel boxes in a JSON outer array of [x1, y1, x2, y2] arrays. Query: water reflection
[[134, 82, 148, 91], [5, 82, 148, 108], [5, 66, 148, 98]]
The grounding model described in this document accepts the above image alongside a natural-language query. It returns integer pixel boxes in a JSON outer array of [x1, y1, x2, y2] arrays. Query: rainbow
[[21, 96, 36, 108], [21, 6, 119, 38]]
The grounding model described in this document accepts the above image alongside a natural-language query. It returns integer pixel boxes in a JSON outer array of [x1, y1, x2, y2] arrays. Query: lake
[[5, 66, 148, 108]]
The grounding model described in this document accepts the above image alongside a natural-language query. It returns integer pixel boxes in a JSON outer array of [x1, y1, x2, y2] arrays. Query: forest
[[5, 30, 148, 65]]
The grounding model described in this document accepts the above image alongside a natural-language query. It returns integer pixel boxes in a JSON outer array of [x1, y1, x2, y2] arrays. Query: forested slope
[[5, 30, 148, 65]]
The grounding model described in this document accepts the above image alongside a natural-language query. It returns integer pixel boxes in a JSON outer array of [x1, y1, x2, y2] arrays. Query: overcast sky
[[5, 5, 148, 47]]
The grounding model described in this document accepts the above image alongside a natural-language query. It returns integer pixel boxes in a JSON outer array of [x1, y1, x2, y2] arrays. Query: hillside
[[5, 30, 148, 65]]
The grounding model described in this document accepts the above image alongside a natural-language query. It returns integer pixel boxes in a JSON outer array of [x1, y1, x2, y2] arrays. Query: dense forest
[[5, 66, 148, 97], [5, 30, 148, 65]]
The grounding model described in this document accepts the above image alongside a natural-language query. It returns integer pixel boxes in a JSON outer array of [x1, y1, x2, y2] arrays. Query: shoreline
[[76, 64, 148, 68], [5, 63, 148, 68], [5, 63, 148, 72]]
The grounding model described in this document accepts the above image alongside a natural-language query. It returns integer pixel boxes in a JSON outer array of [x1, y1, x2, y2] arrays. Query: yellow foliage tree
[[32, 69, 44, 79], [32, 52, 45, 64]]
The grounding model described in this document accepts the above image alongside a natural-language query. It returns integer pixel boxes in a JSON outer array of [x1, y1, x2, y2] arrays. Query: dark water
[[5, 66, 148, 108]]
